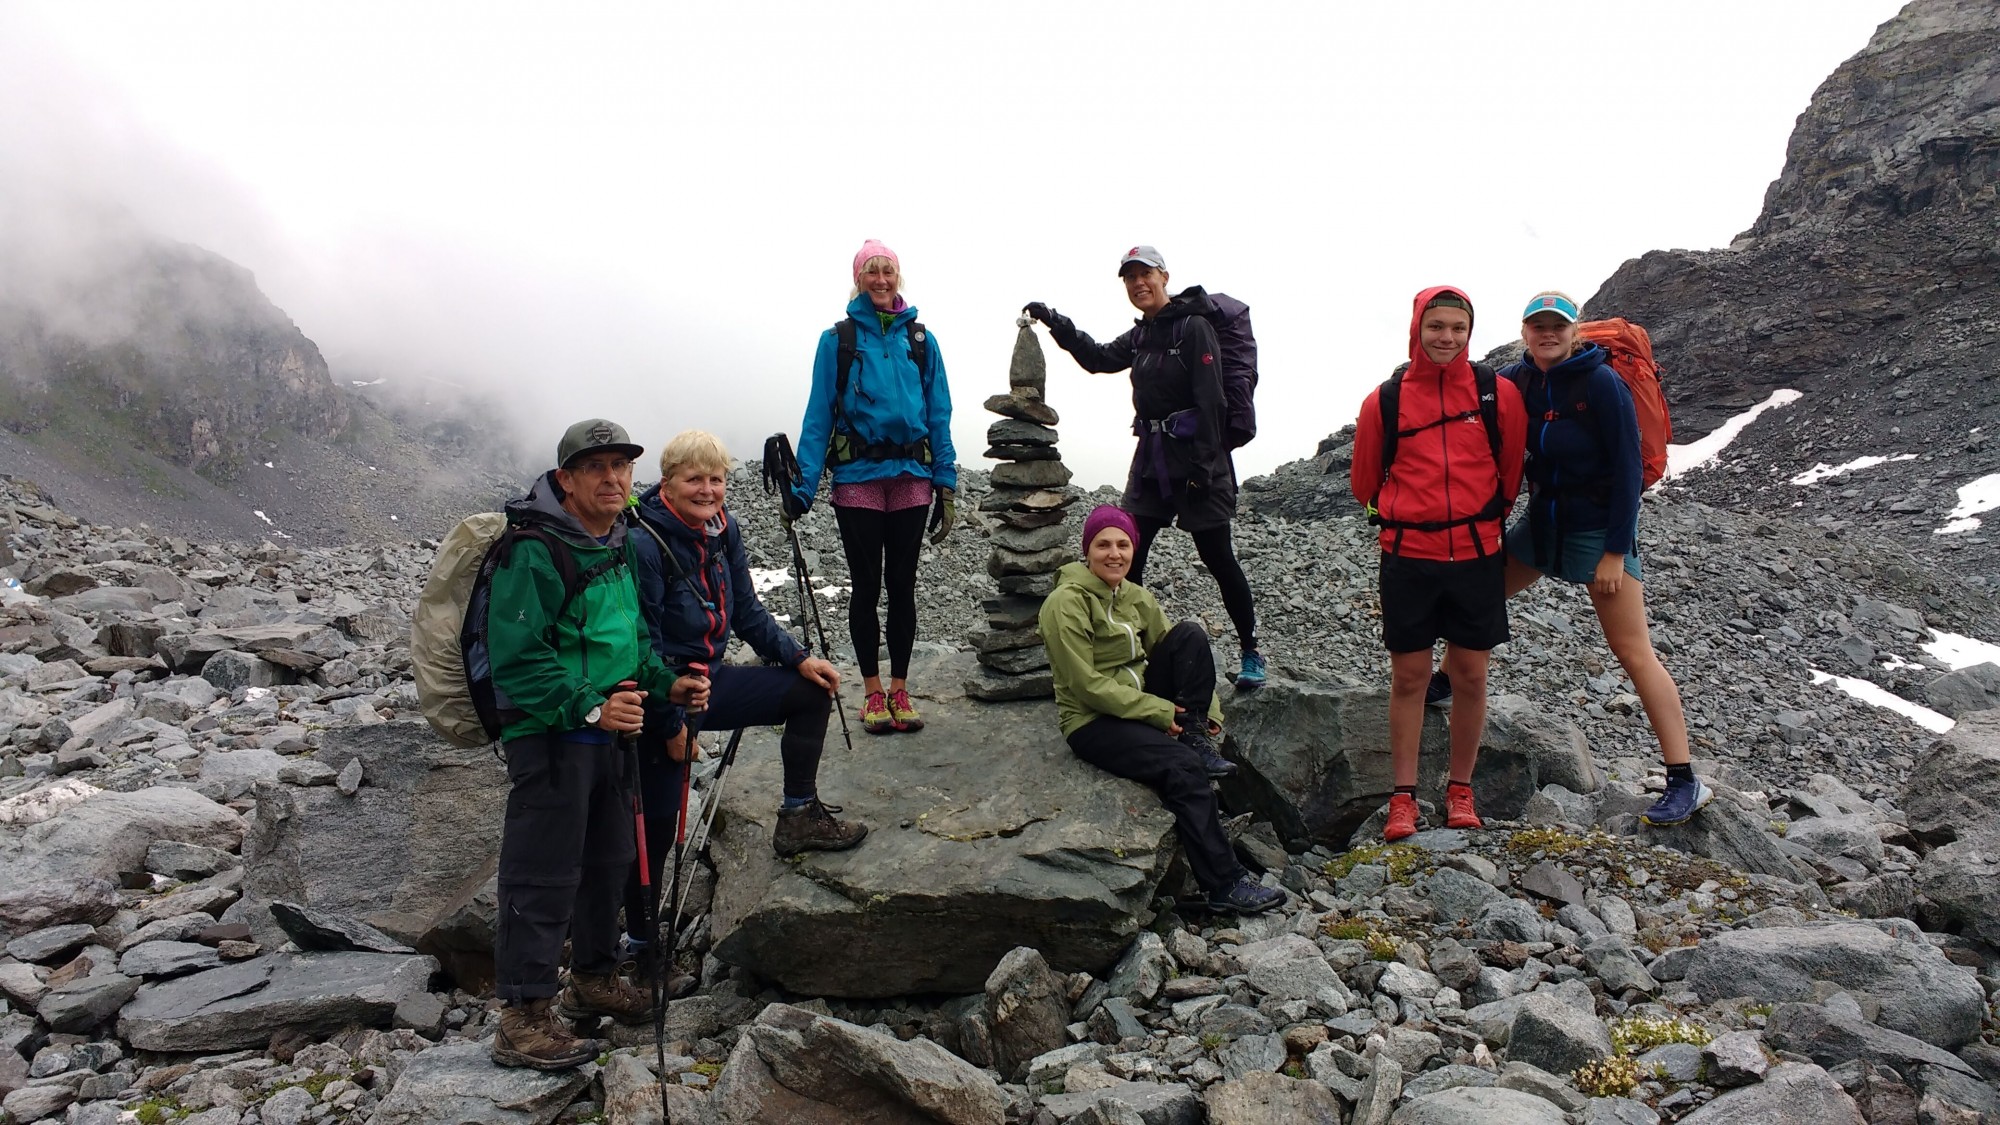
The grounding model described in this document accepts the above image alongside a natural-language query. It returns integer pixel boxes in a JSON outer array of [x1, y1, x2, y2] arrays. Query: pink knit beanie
[[1081, 505, 1140, 553], [853, 239, 899, 282]]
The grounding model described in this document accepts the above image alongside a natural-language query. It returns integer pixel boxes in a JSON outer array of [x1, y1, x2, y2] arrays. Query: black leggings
[[834, 503, 927, 680], [1129, 517, 1259, 653]]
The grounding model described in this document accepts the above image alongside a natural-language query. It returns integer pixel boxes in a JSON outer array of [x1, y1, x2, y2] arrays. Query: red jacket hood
[[1407, 285, 1476, 383]]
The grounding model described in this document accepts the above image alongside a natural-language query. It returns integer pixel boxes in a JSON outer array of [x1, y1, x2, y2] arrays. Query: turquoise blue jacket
[[792, 294, 956, 510]]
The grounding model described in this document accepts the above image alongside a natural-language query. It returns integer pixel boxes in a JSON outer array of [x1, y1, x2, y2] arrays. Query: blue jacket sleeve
[[1591, 367, 1643, 557], [725, 522, 806, 666], [924, 333, 957, 491], [792, 328, 840, 512]]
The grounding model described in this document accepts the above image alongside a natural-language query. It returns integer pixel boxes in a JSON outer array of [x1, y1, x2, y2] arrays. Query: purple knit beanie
[[1081, 505, 1140, 553]]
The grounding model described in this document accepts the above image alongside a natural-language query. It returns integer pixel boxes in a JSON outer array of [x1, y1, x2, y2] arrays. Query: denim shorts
[[1505, 519, 1643, 585]]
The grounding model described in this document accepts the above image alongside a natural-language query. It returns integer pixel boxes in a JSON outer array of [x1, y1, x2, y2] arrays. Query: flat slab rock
[[707, 696, 1177, 997], [368, 1041, 594, 1125], [117, 950, 436, 1051]]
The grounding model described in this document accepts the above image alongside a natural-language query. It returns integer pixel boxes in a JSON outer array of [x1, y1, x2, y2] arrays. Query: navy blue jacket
[[1502, 343, 1642, 557], [629, 485, 806, 674]]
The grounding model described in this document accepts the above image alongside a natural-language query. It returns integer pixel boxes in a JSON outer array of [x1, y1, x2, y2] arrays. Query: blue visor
[[1521, 293, 1580, 322]]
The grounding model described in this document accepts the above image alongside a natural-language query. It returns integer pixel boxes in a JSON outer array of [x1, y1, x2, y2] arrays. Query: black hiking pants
[[1129, 517, 1260, 654], [833, 503, 927, 680], [495, 731, 634, 1000], [1065, 621, 1244, 895], [622, 664, 831, 939]]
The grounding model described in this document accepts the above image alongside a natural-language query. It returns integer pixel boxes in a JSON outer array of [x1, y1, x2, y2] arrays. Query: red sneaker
[[1384, 793, 1419, 842], [1445, 781, 1482, 829]]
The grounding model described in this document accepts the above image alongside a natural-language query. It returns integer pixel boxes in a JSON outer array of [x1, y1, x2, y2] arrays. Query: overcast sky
[[0, 1, 1906, 490]]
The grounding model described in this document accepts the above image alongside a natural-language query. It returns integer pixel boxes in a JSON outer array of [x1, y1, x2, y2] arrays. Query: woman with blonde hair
[[788, 240, 956, 735]]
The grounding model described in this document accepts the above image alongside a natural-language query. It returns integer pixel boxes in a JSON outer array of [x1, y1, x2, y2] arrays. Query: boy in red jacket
[[1350, 287, 1526, 841]]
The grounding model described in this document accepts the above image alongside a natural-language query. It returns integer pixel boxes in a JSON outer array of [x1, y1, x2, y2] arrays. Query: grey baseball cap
[[1117, 245, 1166, 275], [556, 418, 644, 469]]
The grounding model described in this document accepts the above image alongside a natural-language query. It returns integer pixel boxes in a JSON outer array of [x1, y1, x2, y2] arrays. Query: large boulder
[[708, 1003, 1005, 1125], [1220, 683, 1598, 849], [1675, 1062, 1863, 1124], [117, 951, 436, 1051], [1913, 837, 2000, 946], [708, 697, 1177, 997], [0, 788, 242, 931], [1923, 664, 2000, 717], [1763, 1002, 1977, 1082], [1683, 924, 1986, 1049], [1900, 709, 2000, 846], [238, 720, 508, 951], [1205, 1070, 1345, 1124], [1389, 1087, 1567, 1124]]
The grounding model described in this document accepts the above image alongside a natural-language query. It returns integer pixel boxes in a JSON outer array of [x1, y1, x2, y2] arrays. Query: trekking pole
[[610, 678, 670, 1124], [762, 433, 856, 756]]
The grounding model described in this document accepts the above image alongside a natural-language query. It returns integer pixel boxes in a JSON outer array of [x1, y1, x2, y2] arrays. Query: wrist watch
[[585, 704, 603, 725]]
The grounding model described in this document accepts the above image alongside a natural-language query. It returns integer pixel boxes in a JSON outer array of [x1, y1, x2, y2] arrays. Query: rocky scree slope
[[1583, 0, 2000, 576], [0, 476, 1992, 1121]]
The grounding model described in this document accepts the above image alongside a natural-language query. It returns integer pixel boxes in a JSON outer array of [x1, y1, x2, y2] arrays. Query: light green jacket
[[1039, 561, 1224, 738]]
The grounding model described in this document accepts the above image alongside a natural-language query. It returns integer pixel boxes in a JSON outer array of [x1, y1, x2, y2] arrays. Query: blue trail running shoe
[[1641, 776, 1715, 826], [1425, 669, 1453, 705], [1207, 874, 1285, 915], [1235, 650, 1268, 691]]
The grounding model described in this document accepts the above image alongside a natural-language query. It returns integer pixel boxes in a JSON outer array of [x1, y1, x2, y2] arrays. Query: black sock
[[1666, 762, 1695, 783], [1395, 785, 1417, 798], [1448, 778, 1472, 790]]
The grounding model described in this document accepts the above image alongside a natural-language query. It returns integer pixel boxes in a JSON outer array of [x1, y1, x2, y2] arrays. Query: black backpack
[[1168, 292, 1259, 449], [1367, 362, 1507, 551], [828, 316, 935, 465]]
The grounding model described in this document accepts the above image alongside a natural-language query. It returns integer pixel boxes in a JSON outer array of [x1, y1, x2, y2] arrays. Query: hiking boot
[[1178, 726, 1237, 779], [618, 949, 698, 1002], [491, 998, 598, 1070], [1384, 793, 1420, 842], [1207, 874, 1285, 915], [1425, 669, 1453, 706], [556, 970, 652, 1025], [773, 797, 869, 857], [1445, 781, 1482, 830], [888, 688, 924, 732], [861, 691, 894, 735], [1641, 775, 1714, 827], [1235, 651, 1268, 691]]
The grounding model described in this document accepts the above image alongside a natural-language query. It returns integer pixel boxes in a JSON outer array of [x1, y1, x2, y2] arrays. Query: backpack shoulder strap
[[1376, 365, 1407, 490], [833, 318, 860, 431], [1472, 362, 1503, 468], [632, 516, 694, 590]]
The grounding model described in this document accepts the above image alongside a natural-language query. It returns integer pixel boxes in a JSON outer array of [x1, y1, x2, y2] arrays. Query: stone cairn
[[964, 318, 1075, 702]]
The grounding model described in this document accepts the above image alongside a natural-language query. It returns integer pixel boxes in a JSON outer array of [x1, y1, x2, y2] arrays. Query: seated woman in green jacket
[[1040, 504, 1284, 915]]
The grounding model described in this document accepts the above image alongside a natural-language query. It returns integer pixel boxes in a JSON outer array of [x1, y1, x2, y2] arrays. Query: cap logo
[[1540, 298, 1557, 308], [1128, 247, 1141, 256], [588, 423, 616, 444]]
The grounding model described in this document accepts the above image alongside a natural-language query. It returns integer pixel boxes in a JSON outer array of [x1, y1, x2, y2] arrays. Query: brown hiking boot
[[773, 797, 869, 857], [557, 970, 653, 1024], [490, 997, 598, 1070], [619, 957, 699, 1002]]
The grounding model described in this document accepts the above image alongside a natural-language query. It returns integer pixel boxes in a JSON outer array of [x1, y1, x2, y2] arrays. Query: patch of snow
[[1878, 653, 1923, 672], [750, 567, 791, 595], [350, 378, 386, 387], [815, 585, 850, 601], [1789, 453, 1916, 486], [1923, 629, 2000, 671], [1662, 389, 1802, 482], [264, 461, 275, 469], [253, 510, 273, 525], [1809, 668, 1953, 734], [389, 515, 399, 521], [1932, 472, 2000, 535]]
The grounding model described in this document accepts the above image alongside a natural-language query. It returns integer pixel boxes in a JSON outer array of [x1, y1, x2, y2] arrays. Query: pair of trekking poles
[[621, 432, 852, 1120]]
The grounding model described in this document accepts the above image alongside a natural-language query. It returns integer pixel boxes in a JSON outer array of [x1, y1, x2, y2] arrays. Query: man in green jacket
[[488, 418, 710, 1071]]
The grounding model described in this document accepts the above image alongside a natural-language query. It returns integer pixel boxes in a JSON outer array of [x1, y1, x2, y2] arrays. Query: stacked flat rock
[[966, 321, 1074, 702]]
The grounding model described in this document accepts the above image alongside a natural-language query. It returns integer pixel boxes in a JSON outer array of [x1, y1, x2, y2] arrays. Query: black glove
[[1023, 302, 1053, 324], [781, 487, 808, 522]]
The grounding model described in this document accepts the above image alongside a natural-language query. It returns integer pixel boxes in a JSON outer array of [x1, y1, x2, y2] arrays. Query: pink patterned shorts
[[831, 474, 932, 512]]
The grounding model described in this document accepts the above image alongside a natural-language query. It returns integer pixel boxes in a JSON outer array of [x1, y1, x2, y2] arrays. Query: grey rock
[[1786, 814, 1883, 868], [1675, 1062, 1863, 1124], [975, 644, 1049, 675], [1683, 923, 1986, 1049], [1523, 783, 1600, 828], [335, 756, 363, 796], [1701, 1030, 1770, 1088], [1637, 1041, 1704, 1083], [0, 961, 48, 1007], [1, 1085, 76, 1123], [1217, 1033, 1286, 1079], [1389, 1087, 1566, 1124], [269, 901, 415, 954], [1399, 1063, 1496, 1102], [1900, 709, 2000, 846], [365, 1041, 592, 1125], [1422, 866, 1505, 922], [1351, 1055, 1401, 1125], [989, 523, 1071, 554], [145, 841, 239, 881], [119, 940, 224, 978], [1494, 1061, 1587, 1113], [708, 1003, 1006, 1125], [708, 697, 1178, 996], [987, 419, 1059, 447], [117, 951, 436, 1050], [1505, 990, 1614, 1075], [1914, 1063, 2000, 1121], [1915, 837, 2000, 946], [1640, 786, 1807, 880], [36, 972, 141, 1032], [1025, 1042, 1110, 1089], [1203, 1070, 1344, 1124], [1231, 934, 1350, 1014], [4, 923, 96, 964], [1472, 898, 1545, 943], [989, 460, 1073, 490], [201, 649, 284, 691], [0, 788, 242, 907], [983, 946, 1069, 1081], [1580, 1098, 1660, 1125], [0, 878, 118, 941], [1922, 662, 2000, 717], [1107, 932, 1174, 1006], [276, 758, 338, 786], [1517, 861, 1586, 906], [1580, 936, 1658, 996], [197, 748, 286, 799], [259, 1085, 317, 1125], [1764, 1002, 1975, 1082]]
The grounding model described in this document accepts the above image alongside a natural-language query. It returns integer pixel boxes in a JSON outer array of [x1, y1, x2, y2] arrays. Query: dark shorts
[[1505, 519, 1644, 585], [1379, 552, 1509, 654]]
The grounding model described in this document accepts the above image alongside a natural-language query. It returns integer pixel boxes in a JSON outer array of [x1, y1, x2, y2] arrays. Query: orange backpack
[[1578, 318, 1672, 488]]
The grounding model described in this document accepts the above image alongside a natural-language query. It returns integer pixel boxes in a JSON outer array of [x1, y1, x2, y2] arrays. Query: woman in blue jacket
[[790, 240, 956, 736], [1502, 291, 1706, 827], [624, 431, 866, 976]]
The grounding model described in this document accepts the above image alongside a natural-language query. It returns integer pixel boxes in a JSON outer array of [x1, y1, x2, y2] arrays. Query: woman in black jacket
[[1025, 245, 1267, 689]]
